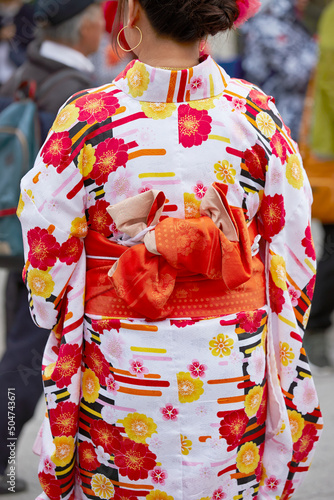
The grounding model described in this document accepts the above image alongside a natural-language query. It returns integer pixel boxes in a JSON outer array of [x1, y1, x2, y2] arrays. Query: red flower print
[[170, 319, 197, 328], [178, 104, 212, 148], [306, 275, 316, 301], [149, 466, 168, 485], [293, 423, 318, 462], [105, 374, 119, 395], [243, 144, 267, 181], [129, 358, 149, 378], [84, 341, 110, 385], [114, 489, 138, 500], [265, 475, 281, 491], [187, 359, 207, 378], [75, 92, 120, 124], [91, 138, 129, 185], [281, 480, 294, 500], [79, 441, 101, 471], [302, 225, 316, 260], [88, 199, 113, 237], [249, 89, 271, 110], [41, 131, 72, 169], [259, 193, 286, 242], [219, 409, 248, 450], [92, 318, 121, 334], [193, 181, 207, 199], [160, 404, 179, 421], [114, 438, 157, 481], [237, 310, 263, 333], [212, 487, 227, 499], [59, 236, 82, 265], [270, 131, 289, 164], [38, 471, 61, 500], [49, 401, 78, 437], [256, 383, 267, 427], [51, 343, 81, 388], [27, 227, 60, 271], [269, 274, 285, 314], [90, 420, 122, 454]]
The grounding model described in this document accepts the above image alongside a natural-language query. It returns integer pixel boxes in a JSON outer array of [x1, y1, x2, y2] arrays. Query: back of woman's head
[[119, 0, 240, 42]]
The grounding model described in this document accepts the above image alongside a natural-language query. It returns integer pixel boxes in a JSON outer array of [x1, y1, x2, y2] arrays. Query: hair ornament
[[234, 0, 261, 27]]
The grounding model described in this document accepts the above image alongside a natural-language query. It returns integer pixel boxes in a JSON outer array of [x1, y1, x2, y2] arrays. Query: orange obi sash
[[85, 184, 266, 319]]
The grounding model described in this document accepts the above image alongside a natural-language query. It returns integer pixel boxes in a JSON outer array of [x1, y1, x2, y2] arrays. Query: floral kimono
[[18, 55, 322, 500]]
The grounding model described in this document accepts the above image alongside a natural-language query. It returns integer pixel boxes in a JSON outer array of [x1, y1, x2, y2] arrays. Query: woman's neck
[[135, 36, 200, 69]]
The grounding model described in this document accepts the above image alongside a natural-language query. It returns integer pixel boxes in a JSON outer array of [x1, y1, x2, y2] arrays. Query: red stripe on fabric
[[163, 205, 178, 212], [67, 179, 84, 200], [177, 70, 188, 102], [218, 464, 237, 477], [113, 373, 170, 387], [289, 466, 309, 473], [290, 331, 303, 342], [237, 380, 256, 389], [226, 147, 244, 158], [245, 104, 258, 116], [238, 426, 265, 446], [62, 318, 83, 335], [126, 141, 139, 150], [0, 207, 16, 217]]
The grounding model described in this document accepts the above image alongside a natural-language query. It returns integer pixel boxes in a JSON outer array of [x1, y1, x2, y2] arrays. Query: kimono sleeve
[[257, 105, 322, 494], [18, 127, 87, 330]]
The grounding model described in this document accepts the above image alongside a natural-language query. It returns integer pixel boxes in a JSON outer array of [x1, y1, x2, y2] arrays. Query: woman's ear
[[127, 0, 141, 27]]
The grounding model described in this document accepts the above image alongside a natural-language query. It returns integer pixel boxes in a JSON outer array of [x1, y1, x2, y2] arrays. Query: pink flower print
[[43, 456, 56, 475], [149, 466, 168, 485], [160, 404, 179, 421], [178, 104, 212, 148], [212, 487, 227, 499], [187, 359, 207, 378], [265, 476, 281, 491], [231, 97, 247, 113], [187, 75, 203, 94], [105, 374, 119, 395], [138, 184, 153, 194], [288, 285, 301, 307], [129, 358, 149, 378], [193, 181, 207, 199]]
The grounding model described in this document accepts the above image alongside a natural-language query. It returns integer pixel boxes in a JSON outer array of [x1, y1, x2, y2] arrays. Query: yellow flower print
[[52, 104, 79, 133], [277, 420, 286, 435], [27, 269, 55, 298], [270, 255, 287, 291], [78, 144, 96, 177], [91, 473, 115, 499], [180, 434, 192, 455], [287, 410, 305, 442], [286, 154, 303, 189], [209, 333, 234, 357], [189, 96, 217, 111], [51, 435, 75, 467], [245, 385, 264, 417], [141, 101, 176, 119], [146, 490, 174, 500], [71, 216, 88, 238], [121, 412, 157, 444], [127, 61, 150, 98], [82, 368, 100, 403], [177, 372, 204, 403], [16, 195, 24, 218], [256, 111, 276, 138], [214, 160, 236, 184], [184, 192, 201, 218], [280, 341, 295, 367], [236, 441, 260, 474]]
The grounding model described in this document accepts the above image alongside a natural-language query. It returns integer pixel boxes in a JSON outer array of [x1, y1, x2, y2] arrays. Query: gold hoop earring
[[117, 25, 143, 52]]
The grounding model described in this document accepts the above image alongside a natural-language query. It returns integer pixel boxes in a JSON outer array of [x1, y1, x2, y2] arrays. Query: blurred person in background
[[0, 0, 35, 84], [303, 0, 334, 370], [0, 0, 104, 493], [240, 0, 318, 140]]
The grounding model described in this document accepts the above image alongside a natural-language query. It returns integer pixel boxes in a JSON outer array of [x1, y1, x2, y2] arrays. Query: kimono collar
[[113, 54, 230, 103]]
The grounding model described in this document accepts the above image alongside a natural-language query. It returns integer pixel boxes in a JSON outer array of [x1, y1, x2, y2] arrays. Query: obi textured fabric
[[18, 55, 322, 500]]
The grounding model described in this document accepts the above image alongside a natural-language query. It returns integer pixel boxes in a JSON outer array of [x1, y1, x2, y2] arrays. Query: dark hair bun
[[139, 0, 239, 42]]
